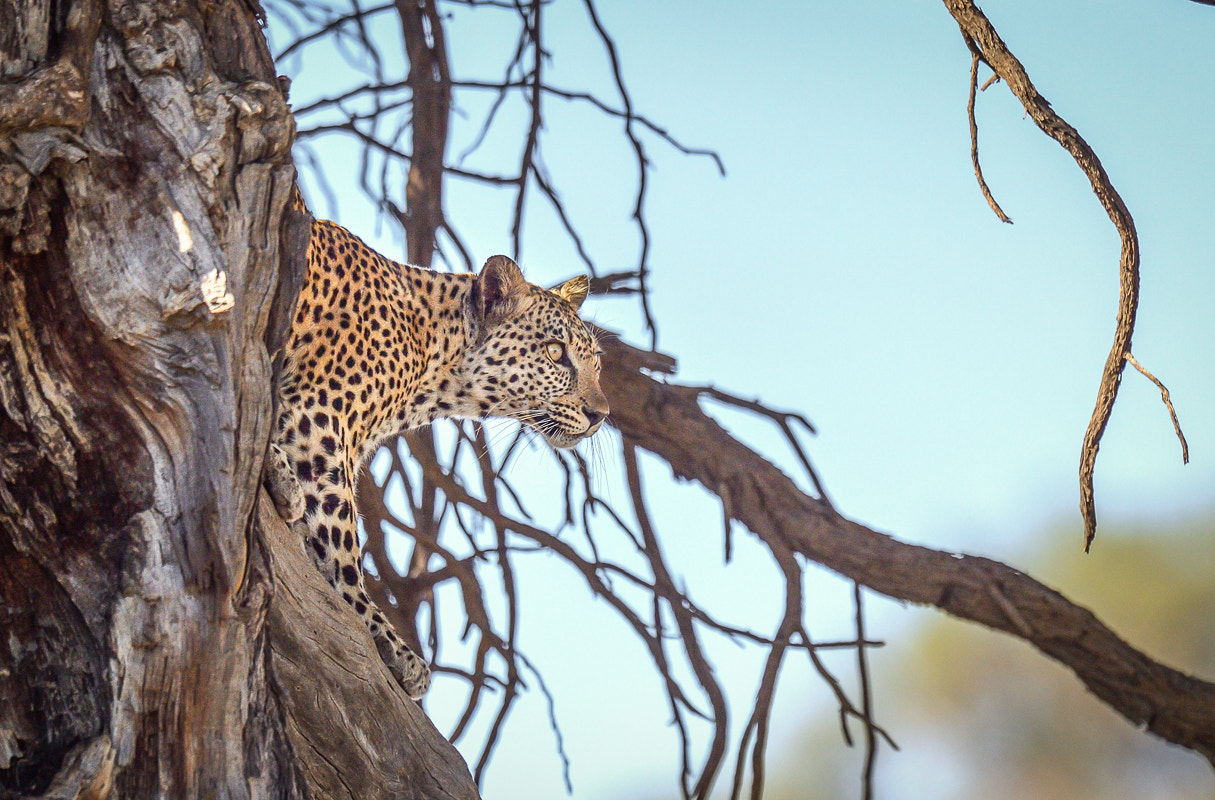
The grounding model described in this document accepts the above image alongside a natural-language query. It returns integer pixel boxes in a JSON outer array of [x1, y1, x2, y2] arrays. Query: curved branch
[[942, 0, 1187, 550], [452, 79, 725, 175], [623, 441, 729, 799], [275, 2, 396, 61], [964, 46, 1012, 224]]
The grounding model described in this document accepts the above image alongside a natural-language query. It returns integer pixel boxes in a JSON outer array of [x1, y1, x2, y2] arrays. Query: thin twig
[[1125, 352, 1189, 464], [581, 0, 658, 344], [519, 653, 573, 794], [624, 441, 728, 800], [453, 79, 725, 175], [965, 45, 1012, 224], [470, 424, 523, 788], [696, 385, 831, 505], [730, 539, 801, 800], [854, 583, 877, 800], [274, 2, 396, 61]]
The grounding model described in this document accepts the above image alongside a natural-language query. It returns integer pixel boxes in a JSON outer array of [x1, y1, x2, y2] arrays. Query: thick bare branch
[[600, 335, 1215, 766], [396, 0, 452, 267]]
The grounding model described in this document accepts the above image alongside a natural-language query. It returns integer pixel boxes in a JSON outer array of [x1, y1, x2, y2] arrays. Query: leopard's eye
[[545, 342, 566, 363]]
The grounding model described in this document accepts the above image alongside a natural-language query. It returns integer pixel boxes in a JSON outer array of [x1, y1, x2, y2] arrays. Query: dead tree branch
[[395, 0, 451, 268], [600, 334, 1215, 766], [942, 0, 1188, 550], [263, 495, 479, 799]]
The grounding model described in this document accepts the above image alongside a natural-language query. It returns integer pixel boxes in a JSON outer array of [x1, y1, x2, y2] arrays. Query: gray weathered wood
[[0, 1, 478, 797]]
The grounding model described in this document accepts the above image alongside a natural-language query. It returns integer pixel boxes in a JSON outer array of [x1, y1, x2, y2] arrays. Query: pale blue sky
[[275, 1, 1215, 796]]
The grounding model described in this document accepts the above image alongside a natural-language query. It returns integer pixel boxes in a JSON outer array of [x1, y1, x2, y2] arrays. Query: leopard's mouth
[[522, 412, 590, 449]]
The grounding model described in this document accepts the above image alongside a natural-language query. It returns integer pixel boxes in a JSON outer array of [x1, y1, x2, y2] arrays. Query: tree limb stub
[[942, 0, 1188, 551], [600, 335, 1215, 766], [0, 1, 102, 135]]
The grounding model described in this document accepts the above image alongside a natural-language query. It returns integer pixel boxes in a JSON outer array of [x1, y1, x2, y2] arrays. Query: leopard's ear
[[550, 275, 589, 309], [466, 255, 528, 343]]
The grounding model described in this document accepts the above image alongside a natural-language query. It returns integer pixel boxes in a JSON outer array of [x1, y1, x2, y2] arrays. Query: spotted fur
[[273, 214, 608, 699]]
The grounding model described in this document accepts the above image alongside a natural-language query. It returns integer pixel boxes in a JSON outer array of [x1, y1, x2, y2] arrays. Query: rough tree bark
[[0, 1, 476, 798]]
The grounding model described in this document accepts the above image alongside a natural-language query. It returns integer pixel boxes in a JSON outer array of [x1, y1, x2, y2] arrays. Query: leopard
[[271, 207, 609, 700]]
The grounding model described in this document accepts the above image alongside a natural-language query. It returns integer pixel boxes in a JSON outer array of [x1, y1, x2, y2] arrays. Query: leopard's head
[[462, 255, 609, 448]]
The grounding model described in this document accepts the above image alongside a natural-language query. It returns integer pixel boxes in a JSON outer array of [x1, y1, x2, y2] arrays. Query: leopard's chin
[[543, 431, 581, 449]]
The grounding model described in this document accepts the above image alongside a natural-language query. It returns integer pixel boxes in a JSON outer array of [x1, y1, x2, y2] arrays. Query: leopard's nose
[[582, 385, 609, 432]]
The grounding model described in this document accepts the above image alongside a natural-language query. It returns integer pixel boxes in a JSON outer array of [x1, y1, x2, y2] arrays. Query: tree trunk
[[0, 1, 476, 797]]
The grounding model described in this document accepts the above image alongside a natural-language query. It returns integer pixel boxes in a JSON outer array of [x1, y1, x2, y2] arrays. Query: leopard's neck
[[382, 262, 491, 438]]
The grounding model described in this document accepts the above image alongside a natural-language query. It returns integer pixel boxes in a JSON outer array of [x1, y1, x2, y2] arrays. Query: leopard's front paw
[[376, 638, 431, 700], [266, 442, 305, 523]]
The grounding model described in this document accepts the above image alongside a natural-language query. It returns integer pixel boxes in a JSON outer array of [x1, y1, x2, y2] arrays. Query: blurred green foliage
[[766, 511, 1215, 800]]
